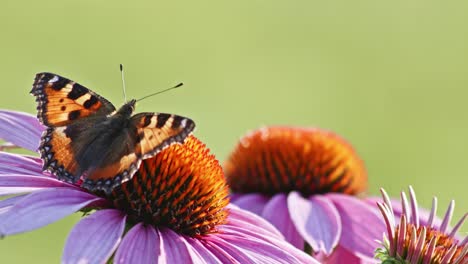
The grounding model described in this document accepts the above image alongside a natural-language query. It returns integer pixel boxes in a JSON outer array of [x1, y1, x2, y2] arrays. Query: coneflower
[[0, 110, 318, 264], [224, 126, 385, 263], [376, 186, 467, 264]]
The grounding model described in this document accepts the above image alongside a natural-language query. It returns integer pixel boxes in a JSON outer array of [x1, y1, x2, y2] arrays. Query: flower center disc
[[224, 127, 367, 196], [107, 136, 229, 236]]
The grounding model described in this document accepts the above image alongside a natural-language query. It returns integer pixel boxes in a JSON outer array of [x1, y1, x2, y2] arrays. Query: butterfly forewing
[[31, 72, 196, 194], [31, 72, 116, 127]]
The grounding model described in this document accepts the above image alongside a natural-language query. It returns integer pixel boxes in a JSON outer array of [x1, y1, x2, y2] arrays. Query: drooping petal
[[262, 193, 304, 249], [0, 152, 46, 176], [206, 235, 256, 263], [0, 194, 27, 214], [0, 188, 102, 236], [0, 187, 47, 196], [185, 237, 227, 263], [231, 193, 269, 216], [0, 110, 43, 152], [226, 205, 283, 239], [288, 192, 341, 255], [63, 209, 126, 264], [210, 232, 319, 264], [0, 175, 75, 197], [0, 175, 73, 188], [159, 228, 205, 263], [198, 238, 239, 263], [327, 193, 385, 259], [114, 223, 161, 264], [318, 245, 377, 264]]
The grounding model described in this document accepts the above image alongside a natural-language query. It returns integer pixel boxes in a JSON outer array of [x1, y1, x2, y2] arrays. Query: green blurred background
[[1, 0, 467, 263]]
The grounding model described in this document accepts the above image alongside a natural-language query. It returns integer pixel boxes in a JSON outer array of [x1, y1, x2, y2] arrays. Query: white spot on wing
[[75, 93, 92, 105], [49, 76, 59, 83]]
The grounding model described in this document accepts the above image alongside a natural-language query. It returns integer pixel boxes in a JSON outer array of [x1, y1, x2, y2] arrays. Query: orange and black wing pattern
[[30, 72, 115, 127], [81, 113, 195, 193], [39, 127, 80, 183], [31, 73, 115, 184]]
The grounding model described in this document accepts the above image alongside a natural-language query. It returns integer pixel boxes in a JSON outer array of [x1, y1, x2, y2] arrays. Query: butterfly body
[[31, 73, 195, 193]]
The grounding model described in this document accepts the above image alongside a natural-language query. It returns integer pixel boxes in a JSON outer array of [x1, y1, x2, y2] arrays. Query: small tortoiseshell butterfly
[[31, 72, 195, 194]]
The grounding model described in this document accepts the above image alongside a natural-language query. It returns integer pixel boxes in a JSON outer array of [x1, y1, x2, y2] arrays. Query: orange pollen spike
[[224, 126, 367, 197], [107, 136, 229, 236]]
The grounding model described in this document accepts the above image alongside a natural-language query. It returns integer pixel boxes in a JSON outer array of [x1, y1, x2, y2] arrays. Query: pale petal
[[0, 188, 102, 236], [231, 193, 269, 216], [0, 152, 45, 176], [328, 194, 385, 259], [159, 228, 203, 263], [262, 193, 304, 249], [114, 223, 161, 264], [0, 110, 43, 152], [63, 209, 126, 264], [288, 192, 341, 255]]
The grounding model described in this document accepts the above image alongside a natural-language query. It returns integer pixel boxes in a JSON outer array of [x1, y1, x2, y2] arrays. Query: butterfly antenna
[[136, 82, 184, 102], [120, 64, 128, 103]]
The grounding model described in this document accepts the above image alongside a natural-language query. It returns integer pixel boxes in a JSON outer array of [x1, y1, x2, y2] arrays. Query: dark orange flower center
[[105, 136, 229, 236], [396, 223, 466, 263], [224, 127, 367, 197]]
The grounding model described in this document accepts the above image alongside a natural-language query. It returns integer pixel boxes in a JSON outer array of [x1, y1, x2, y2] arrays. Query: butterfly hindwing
[[39, 127, 80, 183], [31, 72, 116, 127], [80, 113, 195, 193]]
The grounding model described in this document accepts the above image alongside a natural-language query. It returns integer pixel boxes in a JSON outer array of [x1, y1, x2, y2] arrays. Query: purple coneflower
[[376, 186, 467, 264], [224, 126, 386, 263], [0, 110, 318, 264]]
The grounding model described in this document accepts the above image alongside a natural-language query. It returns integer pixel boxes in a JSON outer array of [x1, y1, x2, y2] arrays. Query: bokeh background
[[1, 1, 467, 263]]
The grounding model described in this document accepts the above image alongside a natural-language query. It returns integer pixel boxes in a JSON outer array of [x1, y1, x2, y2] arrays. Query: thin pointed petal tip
[[375, 187, 467, 263]]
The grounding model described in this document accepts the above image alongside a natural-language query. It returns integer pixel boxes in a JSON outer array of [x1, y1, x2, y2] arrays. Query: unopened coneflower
[[224, 126, 386, 263], [0, 110, 318, 264], [376, 186, 467, 264]]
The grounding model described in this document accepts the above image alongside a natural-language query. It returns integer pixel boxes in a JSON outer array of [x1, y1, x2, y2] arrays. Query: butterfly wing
[[31, 72, 116, 127], [31, 73, 116, 183], [81, 112, 196, 193]]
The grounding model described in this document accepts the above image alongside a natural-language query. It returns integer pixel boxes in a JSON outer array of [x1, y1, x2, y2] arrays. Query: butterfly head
[[117, 99, 136, 117]]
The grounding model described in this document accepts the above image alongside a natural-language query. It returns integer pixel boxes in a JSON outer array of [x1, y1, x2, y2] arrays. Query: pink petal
[[211, 233, 319, 264], [198, 238, 239, 263], [0, 152, 45, 176], [318, 245, 377, 264], [0, 175, 75, 197], [288, 192, 341, 255], [0, 110, 43, 152], [0, 187, 48, 196], [0, 175, 73, 188], [160, 228, 204, 262], [262, 194, 304, 249], [114, 223, 161, 264], [205, 235, 255, 263], [185, 236, 227, 263], [226, 205, 283, 239], [0, 194, 27, 214], [63, 209, 126, 264], [328, 194, 385, 259], [0, 188, 102, 236], [231, 193, 269, 216]]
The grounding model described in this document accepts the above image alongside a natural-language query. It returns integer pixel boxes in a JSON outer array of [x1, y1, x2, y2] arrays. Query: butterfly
[[30, 72, 196, 194]]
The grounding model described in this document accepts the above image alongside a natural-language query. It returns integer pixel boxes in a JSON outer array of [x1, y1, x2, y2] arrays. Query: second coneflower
[[376, 186, 467, 264], [224, 126, 386, 263], [0, 110, 318, 264]]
